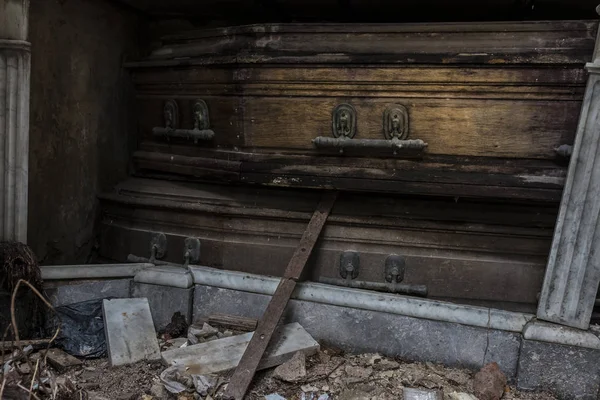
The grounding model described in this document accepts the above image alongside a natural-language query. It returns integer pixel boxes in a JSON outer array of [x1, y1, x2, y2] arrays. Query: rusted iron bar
[[223, 191, 338, 400]]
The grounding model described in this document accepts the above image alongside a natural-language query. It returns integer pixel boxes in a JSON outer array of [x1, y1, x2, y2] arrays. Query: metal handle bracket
[[152, 99, 215, 144], [314, 103, 427, 155]]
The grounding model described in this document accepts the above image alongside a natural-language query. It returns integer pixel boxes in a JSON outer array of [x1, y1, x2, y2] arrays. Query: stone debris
[[151, 382, 169, 398], [163, 311, 189, 339], [447, 392, 479, 400], [1, 315, 556, 400], [187, 322, 220, 345], [403, 387, 443, 400], [265, 394, 287, 400], [161, 323, 319, 376], [473, 362, 508, 400], [273, 351, 307, 382]]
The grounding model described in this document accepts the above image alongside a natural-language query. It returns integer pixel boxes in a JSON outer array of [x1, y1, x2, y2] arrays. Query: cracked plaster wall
[[27, 0, 142, 264]]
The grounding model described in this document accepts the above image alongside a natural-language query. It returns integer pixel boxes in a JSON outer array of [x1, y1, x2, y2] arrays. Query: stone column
[[537, 9, 600, 330], [0, 0, 30, 243]]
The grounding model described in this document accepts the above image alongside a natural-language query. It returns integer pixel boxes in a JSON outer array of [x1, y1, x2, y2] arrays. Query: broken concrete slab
[[403, 388, 443, 400], [102, 298, 161, 366], [161, 322, 319, 375]]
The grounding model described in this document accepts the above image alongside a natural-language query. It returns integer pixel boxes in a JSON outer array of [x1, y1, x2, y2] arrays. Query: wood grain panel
[[243, 97, 579, 158]]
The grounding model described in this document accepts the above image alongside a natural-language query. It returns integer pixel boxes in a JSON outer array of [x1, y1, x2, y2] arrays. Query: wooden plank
[[161, 322, 319, 375], [208, 314, 258, 332], [223, 191, 337, 400], [131, 147, 568, 201], [128, 20, 596, 66]]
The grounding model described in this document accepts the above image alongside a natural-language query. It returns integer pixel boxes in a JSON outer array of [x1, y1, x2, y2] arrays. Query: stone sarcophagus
[[99, 20, 597, 312]]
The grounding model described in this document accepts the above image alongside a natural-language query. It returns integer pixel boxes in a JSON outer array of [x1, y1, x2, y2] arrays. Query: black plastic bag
[[49, 298, 107, 358]]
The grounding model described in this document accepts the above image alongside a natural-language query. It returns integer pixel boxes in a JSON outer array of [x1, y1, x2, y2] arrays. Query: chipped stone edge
[[522, 320, 600, 350], [41, 263, 153, 280], [133, 265, 194, 288], [188, 265, 533, 333]]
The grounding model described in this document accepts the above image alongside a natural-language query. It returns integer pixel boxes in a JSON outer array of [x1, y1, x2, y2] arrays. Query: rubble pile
[[1, 299, 558, 400], [1, 320, 557, 400]]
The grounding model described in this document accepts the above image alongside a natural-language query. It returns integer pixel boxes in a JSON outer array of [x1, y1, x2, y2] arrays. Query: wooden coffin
[[99, 178, 557, 313], [127, 20, 596, 201], [100, 20, 596, 312]]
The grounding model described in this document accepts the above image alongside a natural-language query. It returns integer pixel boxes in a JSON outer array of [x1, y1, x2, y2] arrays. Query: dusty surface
[[62, 358, 164, 399], [48, 348, 557, 400]]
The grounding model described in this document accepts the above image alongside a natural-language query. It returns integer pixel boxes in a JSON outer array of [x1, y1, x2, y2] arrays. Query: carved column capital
[[0, 0, 29, 41]]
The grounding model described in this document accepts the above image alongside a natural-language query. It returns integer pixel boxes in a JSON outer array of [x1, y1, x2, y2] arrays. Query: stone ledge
[[41, 263, 153, 280], [134, 265, 193, 289], [44, 279, 132, 307], [192, 285, 522, 379], [522, 320, 600, 350], [0, 39, 30, 50], [189, 265, 533, 332]]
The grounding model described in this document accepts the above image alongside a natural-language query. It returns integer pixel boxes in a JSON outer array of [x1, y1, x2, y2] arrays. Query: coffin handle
[[313, 136, 427, 154], [152, 99, 215, 144], [313, 103, 427, 155]]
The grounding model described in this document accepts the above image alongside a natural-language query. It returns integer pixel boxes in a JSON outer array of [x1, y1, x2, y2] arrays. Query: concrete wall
[[28, 0, 142, 264]]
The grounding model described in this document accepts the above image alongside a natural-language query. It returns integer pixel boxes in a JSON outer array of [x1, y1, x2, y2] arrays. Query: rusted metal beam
[[223, 191, 338, 400]]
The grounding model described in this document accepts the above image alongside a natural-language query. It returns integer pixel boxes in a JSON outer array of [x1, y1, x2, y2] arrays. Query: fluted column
[[537, 7, 600, 330], [0, 0, 30, 243]]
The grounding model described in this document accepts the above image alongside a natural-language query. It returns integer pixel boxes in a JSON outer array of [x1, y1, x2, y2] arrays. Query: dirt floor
[[49, 348, 556, 400]]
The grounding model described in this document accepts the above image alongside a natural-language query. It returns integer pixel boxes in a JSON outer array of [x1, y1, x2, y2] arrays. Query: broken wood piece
[[102, 298, 161, 366], [224, 191, 337, 400], [42, 348, 82, 371], [161, 322, 319, 375], [208, 314, 258, 332], [0, 338, 53, 352]]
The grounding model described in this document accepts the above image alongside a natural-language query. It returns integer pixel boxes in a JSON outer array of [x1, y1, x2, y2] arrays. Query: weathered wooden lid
[[127, 20, 598, 67]]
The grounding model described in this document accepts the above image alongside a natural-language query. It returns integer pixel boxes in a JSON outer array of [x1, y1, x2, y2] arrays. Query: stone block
[[193, 285, 271, 321], [131, 282, 193, 332], [517, 339, 600, 400], [102, 298, 161, 366], [192, 285, 521, 379], [44, 279, 131, 307]]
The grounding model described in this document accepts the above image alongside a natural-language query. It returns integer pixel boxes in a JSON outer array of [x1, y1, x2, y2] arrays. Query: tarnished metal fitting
[[339, 251, 360, 280], [385, 254, 406, 283]]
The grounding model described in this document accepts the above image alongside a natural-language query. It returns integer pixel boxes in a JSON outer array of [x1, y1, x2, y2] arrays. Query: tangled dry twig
[[0, 279, 68, 400]]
